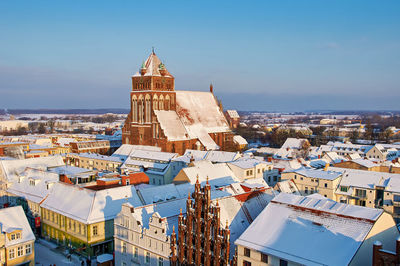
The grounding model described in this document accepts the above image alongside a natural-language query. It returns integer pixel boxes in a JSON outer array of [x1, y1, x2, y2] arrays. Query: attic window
[[137, 221, 141, 226]]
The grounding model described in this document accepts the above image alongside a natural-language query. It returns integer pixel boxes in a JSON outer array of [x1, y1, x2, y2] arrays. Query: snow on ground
[[35, 240, 92, 266]]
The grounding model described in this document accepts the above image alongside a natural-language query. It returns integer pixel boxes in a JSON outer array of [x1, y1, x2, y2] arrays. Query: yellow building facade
[[41, 207, 114, 257], [0, 206, 36, 266]]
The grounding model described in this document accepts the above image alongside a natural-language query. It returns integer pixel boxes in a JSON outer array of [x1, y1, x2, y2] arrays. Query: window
[[146, 251, 150, 264], [93, 225, 98, 236], [261, 253, 268, 263], [134, 247, 138, 258], [280, 259, 288, 266], [294, 175, 297, 179], [324, 183, 328, 188], [17, 246, 23, 257], [158, 257, 164, 266], [9, 248, 15, 259], [244, 247, 251, 257], [243, 261, 252, 266], [394, 195, 400, 202], [25, 244, 32, 254], [340, 186, 348, 192], [122, 242, 127, 253], [355, 189, 366, 198], [305, 187, 308, 194], [257, 169, 260, 174]]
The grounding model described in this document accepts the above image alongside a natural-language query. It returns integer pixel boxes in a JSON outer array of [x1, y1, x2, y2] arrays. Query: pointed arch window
[[145, 94, 151, 123], [165, 95, 170, 111], [159, 95, 164, 110], [138, 95, 144, 123], [153, 95, 158, 111], [132, 96, 138, 122]]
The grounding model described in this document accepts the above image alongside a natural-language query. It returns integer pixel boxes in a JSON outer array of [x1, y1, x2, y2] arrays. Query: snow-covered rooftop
[[112, 144, 161, 159], [7, 168, 59, 204], [0, 206, 35, 247], [128, 149, 177, 162], [332, 167, 400, 193], [48, 165, 95, 177], [228, 157, 271, 169], [235, 193, 383, 266], [40, 183, 143, 224], [177, 160, 239, 186], [78, 153, 123, 163], [226, 110, 240, 119], [287, 167, 343, 181], [233, 135, 248, 145], [132, 52, 173, 77], [0, 155, 64, 182]]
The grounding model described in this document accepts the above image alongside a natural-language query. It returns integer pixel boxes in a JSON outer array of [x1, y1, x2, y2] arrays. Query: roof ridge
[[271, 199, 378, 223]]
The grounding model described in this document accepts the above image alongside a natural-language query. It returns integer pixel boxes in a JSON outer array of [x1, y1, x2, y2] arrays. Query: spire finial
[[152, 46, 155, 55], [172, 225, 175, 233], [188, 191, 191, 199]]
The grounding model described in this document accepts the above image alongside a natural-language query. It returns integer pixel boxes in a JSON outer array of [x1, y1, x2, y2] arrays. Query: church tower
[[122, 50, 176, 147]]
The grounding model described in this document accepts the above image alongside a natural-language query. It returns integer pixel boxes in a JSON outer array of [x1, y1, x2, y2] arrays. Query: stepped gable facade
[[170, 179, 231, 265], [122, 51, 234, 155]]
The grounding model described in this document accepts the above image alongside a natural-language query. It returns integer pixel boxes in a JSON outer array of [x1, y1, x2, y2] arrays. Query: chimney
[[324, 163, 329, 171], [373, 241, 383, 266], [190, 155, 195, 163], [396, 236, 400, 264], [210, 83, 213, 94]]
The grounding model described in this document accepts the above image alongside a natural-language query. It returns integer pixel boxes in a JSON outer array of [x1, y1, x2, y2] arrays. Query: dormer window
[[29, 180, 35, 186], [10, 232, 21, 240]]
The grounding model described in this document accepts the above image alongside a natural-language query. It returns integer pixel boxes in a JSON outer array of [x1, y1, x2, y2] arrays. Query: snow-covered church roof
[[155, 91, 231, 150]]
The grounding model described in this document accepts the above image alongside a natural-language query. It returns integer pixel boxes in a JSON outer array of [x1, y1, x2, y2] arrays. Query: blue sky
[[0, 0, 399, 111]]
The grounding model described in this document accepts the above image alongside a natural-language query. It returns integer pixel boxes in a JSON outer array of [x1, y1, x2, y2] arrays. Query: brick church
[[122, 51, 235, 155]]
